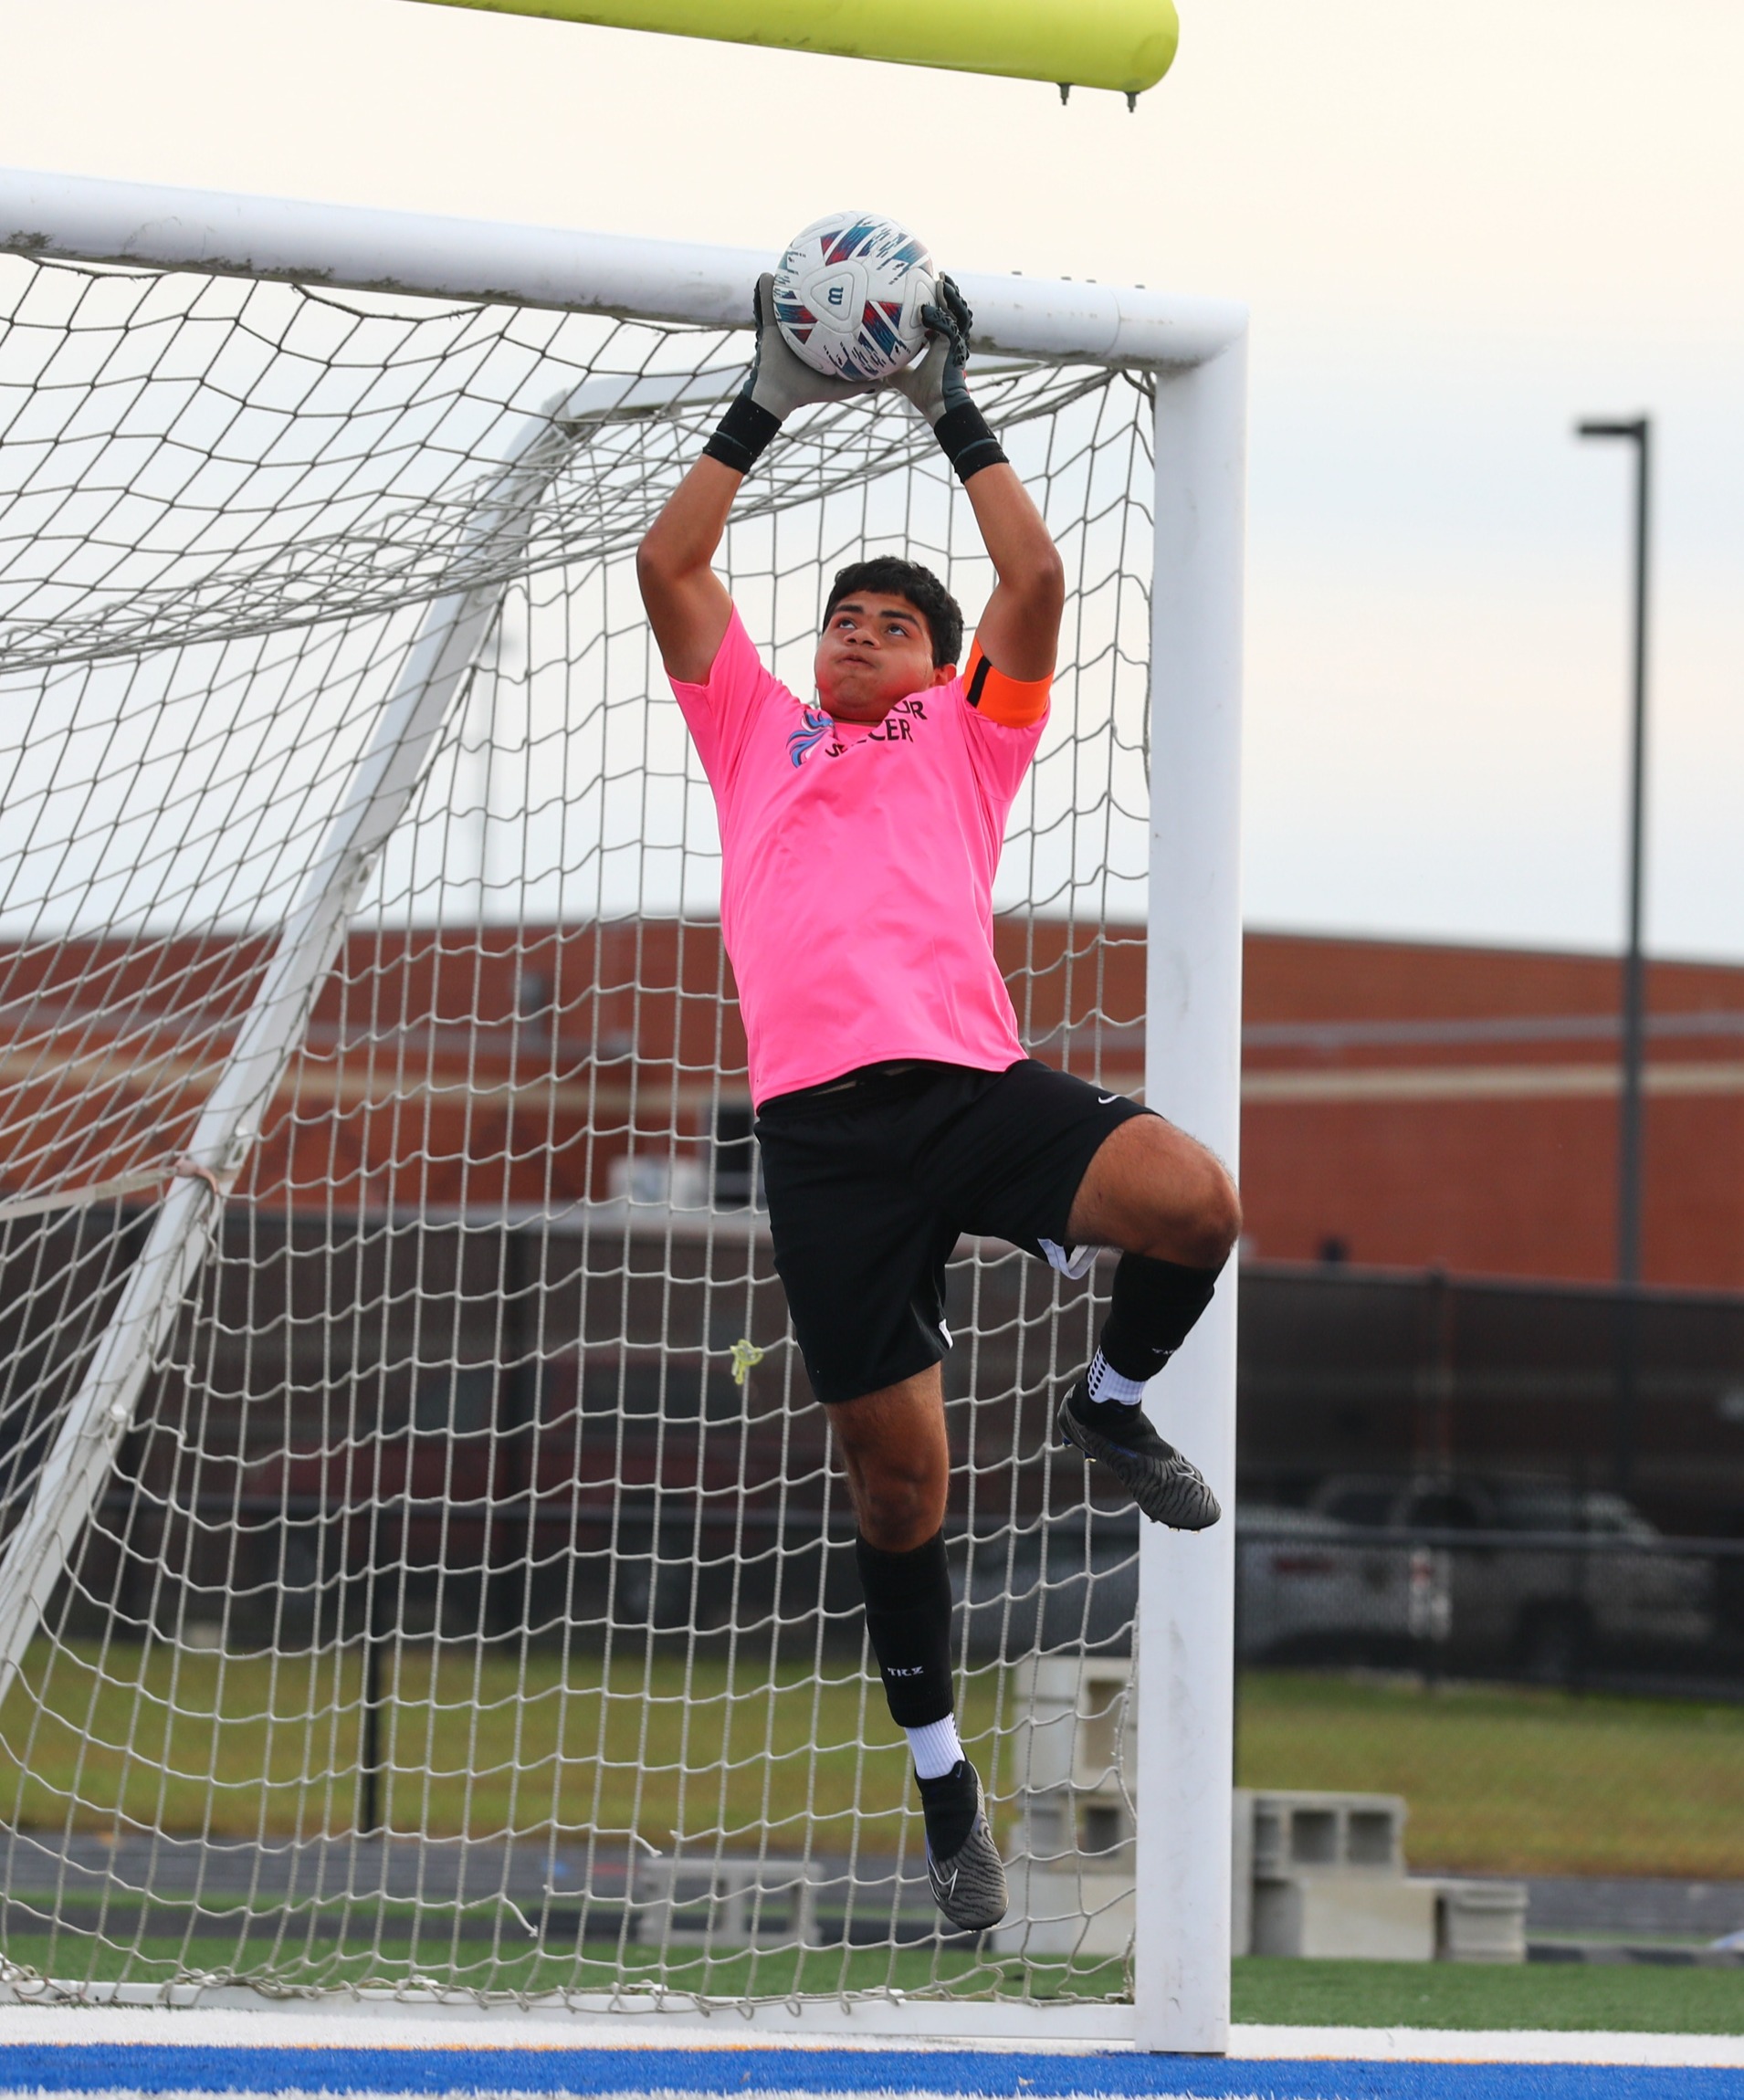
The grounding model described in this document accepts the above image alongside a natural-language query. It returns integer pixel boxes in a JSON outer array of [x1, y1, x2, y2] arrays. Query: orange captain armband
[[961, 641, 1051, 727]]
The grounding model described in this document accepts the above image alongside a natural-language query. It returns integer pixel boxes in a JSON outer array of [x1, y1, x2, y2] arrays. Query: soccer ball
[[772, 212, 936, 383]]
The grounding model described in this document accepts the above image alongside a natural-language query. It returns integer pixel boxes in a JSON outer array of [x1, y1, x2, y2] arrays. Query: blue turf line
[[0, 2048, 1739, 2100]]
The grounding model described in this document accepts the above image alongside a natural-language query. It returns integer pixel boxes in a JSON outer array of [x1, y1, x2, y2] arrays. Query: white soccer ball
[[772, 212, 936, 383]]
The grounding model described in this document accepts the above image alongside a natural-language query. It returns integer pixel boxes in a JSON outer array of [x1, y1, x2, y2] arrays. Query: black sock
[[1097, 1253, 1224, 1385], [856, 1530, 954, 1728], [916, 1759, 979, 1858]]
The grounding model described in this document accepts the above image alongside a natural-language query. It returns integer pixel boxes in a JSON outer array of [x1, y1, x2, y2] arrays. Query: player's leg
[[918, 1059, 1238, 1528], [1066, 1108, 1241, 1272], [1068, 1108, 1240, 1402], [825, 1364, 961, 1777], [825, 1368, 973, 1812], [826, 1363, 1003, 1928], [1055, 1110, 1240, 1526], [754, 1069, 1006, 1928], [829, 1364, 949, 1553]]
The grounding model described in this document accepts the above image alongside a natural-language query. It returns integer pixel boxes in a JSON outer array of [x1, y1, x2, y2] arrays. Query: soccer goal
[[0, 169, 1245, 2048]]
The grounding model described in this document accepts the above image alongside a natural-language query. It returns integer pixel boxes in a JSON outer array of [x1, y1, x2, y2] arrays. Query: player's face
[[814, 593, 958, 722]]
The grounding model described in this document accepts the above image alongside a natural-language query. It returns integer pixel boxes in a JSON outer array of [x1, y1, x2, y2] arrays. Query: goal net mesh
[[0, 251, 1155, 2008]]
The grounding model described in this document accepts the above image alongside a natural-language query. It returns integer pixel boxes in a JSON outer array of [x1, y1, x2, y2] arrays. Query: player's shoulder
[[712, 603, 777, 681], [673, 603, 786, 702]]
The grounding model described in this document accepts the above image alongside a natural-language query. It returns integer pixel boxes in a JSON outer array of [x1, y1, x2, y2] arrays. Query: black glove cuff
[[933, 401, 1008, 483], [703, 395, 782, 476]]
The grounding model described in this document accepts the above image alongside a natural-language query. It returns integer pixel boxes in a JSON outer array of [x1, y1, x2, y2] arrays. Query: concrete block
[[987, 1860, 1133, 1958], [627, 1856, 819, 1947], [1436, 1879, 1529, 1964], [1251, 1872, 1438, 1960], [1008, 1655, 1134, 1798], [1232, 1788, 1255, 1958], [1249, 1789, 1409, 1878]]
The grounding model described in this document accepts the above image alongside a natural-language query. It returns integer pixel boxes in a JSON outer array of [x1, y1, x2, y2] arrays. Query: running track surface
[[0, 2042, 1739, 2100]]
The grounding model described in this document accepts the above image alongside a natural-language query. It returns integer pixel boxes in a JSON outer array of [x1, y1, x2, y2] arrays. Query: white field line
[[1233, 2023, 1744, 2065], [0, 2002, 1126, 2053], [0, 2004, 1741, 2068]]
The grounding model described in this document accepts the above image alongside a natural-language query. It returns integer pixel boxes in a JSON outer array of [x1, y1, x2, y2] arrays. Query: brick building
[[6, 921, 1743, 1291], [1240, 931, 1744, 1292], [7, 919, 1744, 1580]]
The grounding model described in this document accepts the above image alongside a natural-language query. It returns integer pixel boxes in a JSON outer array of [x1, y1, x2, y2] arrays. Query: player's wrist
[[703, 394, 783, 477], [904, 275, 1004, 481], [931, 401, 1008, 483], [710, 270, 872, 475]]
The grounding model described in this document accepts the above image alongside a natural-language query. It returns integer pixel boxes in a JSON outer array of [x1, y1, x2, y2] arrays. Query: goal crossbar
[[0, 167, 1244, 368], [0, 166, 1245, 2053]]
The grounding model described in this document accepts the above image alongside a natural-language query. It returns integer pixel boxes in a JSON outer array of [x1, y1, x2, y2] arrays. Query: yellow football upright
[[401, 0, 1180, 98]]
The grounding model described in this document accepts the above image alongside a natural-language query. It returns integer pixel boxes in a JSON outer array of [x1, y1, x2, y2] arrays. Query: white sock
[[907, 1714, 964, 1780], [1087, 1349, 1147, 1407]]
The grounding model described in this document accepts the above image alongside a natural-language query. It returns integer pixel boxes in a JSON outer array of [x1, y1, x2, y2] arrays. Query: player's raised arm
[[636, 276, 869, 683], [890, 279, 1066, 681], [635, 456, 738, 684]]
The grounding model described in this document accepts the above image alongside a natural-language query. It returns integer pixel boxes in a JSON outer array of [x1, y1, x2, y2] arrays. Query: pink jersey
[[669, 609, 1047, 1107]]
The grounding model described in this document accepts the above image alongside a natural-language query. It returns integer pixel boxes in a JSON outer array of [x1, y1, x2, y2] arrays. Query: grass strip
[[0, 1935, 1123, 2000], [1237, 1672, 1744, 1878], [8, 1648, 1744, 1880], [1233, 1957, 1744, 2033]]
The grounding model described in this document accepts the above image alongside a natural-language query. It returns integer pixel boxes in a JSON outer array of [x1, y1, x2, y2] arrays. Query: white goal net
[[0, 240, 1161, 2011]]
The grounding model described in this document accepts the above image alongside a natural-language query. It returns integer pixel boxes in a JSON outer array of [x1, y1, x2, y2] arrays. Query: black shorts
[[754, 1058, 1150, 1406]]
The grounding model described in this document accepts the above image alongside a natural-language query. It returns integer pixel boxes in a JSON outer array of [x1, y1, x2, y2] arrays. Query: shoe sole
[[1058, 1396, 1223, 1531]]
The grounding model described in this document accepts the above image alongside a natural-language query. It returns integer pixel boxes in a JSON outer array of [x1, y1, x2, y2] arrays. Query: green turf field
[[1232, 1957, 1744, 2032], [0, 1934, 1112, 2001], [5, 1647, 1743, 1883], [4, 1932, 1740, 2028], [1236, 1671, 1744, 1878], [0, 1643, 976, 1853]]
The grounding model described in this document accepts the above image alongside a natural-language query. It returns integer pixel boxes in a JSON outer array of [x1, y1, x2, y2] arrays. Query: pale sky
[[3, 0, 1740, 960]]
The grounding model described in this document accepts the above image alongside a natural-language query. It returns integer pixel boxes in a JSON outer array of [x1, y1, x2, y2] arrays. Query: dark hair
[[823, 558, 963, 669]]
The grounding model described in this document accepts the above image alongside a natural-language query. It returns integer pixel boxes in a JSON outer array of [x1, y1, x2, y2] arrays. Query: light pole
[[1576, 415, 1651, 1495]]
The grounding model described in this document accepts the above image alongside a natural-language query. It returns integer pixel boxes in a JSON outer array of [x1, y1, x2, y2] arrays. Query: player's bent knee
[[1192, 1161, 1243, 1268], [1136, 1150, 1241, 1270]]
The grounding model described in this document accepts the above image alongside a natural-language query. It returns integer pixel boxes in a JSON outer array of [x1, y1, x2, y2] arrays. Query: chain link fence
[[5, 1224, 1744, 1949], [1234, 1262, 1744, 1950]]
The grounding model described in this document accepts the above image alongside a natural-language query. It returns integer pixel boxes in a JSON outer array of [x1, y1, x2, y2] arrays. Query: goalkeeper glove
[[889, 276, 1008, 483], [704, 272, 870, 477]]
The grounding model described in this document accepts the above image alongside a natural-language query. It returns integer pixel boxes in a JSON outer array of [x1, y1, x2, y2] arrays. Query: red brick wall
[[1240, 932, 1744, 1290], [8, 921, 1741, 1290]]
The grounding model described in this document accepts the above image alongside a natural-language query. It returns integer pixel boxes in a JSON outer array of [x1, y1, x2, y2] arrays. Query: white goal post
[[0, 166, 1245, 2051]]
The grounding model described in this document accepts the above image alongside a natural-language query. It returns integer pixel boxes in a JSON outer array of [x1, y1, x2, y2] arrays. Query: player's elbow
[[1010, 546, 1066, 665], [1019, 542, 1066, 621], [1007, 545, 1066, 649], [636, 528, 699, 622], [635, 530, 677, 600]]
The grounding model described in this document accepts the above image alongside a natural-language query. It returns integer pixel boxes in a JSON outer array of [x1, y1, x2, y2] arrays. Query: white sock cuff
[[1087, 1349, 1147, 1407], [907, 1713, 964, 1781]]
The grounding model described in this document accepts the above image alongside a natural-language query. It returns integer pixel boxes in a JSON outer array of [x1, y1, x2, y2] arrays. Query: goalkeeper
[[636, 277, 1241, 1933]]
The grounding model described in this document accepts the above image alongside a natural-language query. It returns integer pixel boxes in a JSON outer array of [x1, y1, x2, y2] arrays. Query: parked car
[[1235, 1506, 1450, 1664], [959, 1507, 1452, 1666], [959, 1516, 1140, 1658], [1306, 1474, 1714, 1675]]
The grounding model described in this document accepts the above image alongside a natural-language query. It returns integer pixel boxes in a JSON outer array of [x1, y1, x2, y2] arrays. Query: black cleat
[[919, 1759, 1007, 1931], [1058, 1379, 1222, 1530]]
